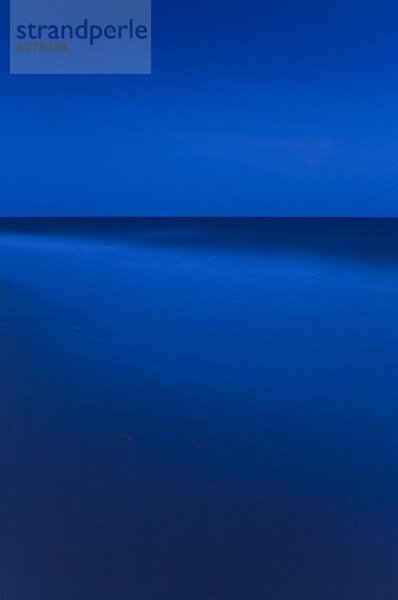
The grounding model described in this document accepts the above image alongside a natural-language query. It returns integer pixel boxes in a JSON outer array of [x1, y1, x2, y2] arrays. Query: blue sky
[[1, 0, 398, 215]]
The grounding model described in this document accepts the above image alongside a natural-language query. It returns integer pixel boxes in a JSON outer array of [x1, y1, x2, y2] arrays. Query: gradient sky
[[1, 0, 397, 216]]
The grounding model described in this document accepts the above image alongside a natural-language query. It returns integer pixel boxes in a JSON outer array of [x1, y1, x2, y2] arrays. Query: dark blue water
[[1, 218, 398, 600]]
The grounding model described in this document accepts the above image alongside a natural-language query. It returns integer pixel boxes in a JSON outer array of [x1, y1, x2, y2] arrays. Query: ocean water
[[0, 218, 398, 600]]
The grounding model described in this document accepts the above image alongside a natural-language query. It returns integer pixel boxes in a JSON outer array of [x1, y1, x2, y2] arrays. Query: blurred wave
[[1, 219, 398, 600]]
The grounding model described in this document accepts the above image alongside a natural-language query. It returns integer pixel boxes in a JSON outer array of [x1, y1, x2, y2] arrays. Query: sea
[[0, 218, 398, 600]]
